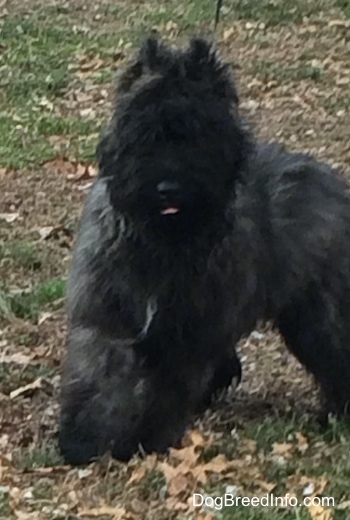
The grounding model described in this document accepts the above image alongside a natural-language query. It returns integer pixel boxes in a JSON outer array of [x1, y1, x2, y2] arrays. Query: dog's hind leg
[[277, 285, 350, 417]]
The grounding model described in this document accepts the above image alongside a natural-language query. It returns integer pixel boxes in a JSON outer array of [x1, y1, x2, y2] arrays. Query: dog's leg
[[277, 288, 350, 417], [203, 347, 242, 406]]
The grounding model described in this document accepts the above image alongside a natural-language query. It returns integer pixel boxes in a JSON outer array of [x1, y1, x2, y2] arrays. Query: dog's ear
[[118, 36, 173, 93], [139, 36, 171, 72], [184, 38, 239, 103]]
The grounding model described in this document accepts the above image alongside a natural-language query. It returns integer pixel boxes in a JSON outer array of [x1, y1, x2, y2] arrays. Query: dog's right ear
[[184, 38, 239, 103], [117, 36, 172, 93]]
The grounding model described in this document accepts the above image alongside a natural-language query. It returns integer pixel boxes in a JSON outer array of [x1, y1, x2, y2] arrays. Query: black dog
[[59, 37, 350, 465]]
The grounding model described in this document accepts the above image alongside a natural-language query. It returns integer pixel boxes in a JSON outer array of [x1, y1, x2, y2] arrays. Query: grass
[[2, 242, 41, 270], [0, 278, 65, 321], [0, 362, 56, 394], [0, 0, 221, 169], [250, 59, 323, 84], [336, 0, 350, 17], [223, 0, 332, 25], [16, 444, 63, 471], [1, 0, 350, 518]]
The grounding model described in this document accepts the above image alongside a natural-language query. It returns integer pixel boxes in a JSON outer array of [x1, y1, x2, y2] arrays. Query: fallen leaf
[[130, 498, 146, 514], [223, 27, 235, 42], [295, 432, 309, 454], [336, 77, 350, 86], [0, 353, 34, 365], [15, 512, 38, 520], [168, 472, 191, 497], [42, 158, 76, 175], [328, 19, 350, 28], [166, 496, 190, 511], [337, 500, 350, 510], [0, 453, 13, 467], [38, 312, 54, 326], [10, 377, 51, 399], [0, 213, 19, 223], [127, 465, 147, 485], [170, 445, 200, 466], [79, 506, 126, 519], [201, 454, 234, 473], [157, 461, 178, 482], [307, 504, 333, 520], [78, 468, 93, 479], [187, 430, 208, 448], [272, 442, 293, 458]]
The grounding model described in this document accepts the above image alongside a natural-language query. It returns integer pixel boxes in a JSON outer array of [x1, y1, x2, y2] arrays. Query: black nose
[[157, 181, 180, 195]]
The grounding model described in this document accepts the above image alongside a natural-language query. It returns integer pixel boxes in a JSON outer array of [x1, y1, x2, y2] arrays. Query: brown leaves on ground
[[2, 1, 350, 518], [125, 430, 263, 513]]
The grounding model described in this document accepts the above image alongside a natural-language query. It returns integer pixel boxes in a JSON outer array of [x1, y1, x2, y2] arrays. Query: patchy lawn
[[1, 0, 350, 518]]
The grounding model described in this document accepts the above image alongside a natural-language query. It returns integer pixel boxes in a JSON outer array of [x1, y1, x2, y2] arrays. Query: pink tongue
[[161, 207, 180, 215]]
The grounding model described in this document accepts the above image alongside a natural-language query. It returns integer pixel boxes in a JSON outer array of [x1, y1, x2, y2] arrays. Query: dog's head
[[98, 37, 251, 239]]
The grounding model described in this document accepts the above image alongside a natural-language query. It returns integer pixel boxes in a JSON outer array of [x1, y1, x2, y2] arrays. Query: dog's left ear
[[118, 36, 173, 93], [184, 38, 238, 103]]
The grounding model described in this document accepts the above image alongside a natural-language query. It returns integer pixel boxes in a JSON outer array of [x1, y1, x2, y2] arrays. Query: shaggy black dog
[[59, 37, 350, 465]]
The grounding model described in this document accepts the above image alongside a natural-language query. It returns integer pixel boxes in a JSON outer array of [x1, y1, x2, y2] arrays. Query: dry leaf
[[328, 19, 350, 27], [78, 468, 93, 479], [307, 504, 333, 520], [10, 377, 49, 399], [272, 442, 293, 458], [79, 506, 126, 519], [157, 461, 178, 482], [127, 465, 147, 485], [15, 512, 38, 520], [43, 158, 76, 175], [168, 472, 191, 497], [170, 445, 200, 466], [130, 498, 146, 514], [0, 213, 19, 223], [336, 77, 350, 86], [0, 353, 34, 365], [186, 429, 208, 448], [337, 500, 350, 510], [241, 439, 257, 454], [166, 496, 190, 511], [144, 453, 157, 470], [295, 432, 309, 454], [0, 453, 13, 467], [256, 479, 276, 493], [223, 27, 235, 42], [38, 312, 54, 326]]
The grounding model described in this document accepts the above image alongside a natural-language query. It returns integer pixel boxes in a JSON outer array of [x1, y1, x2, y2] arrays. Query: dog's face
[[99, 38, 251, 238]]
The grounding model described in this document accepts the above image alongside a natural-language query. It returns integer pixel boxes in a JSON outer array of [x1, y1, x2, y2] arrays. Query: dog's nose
[[157, 181, 180, 195]]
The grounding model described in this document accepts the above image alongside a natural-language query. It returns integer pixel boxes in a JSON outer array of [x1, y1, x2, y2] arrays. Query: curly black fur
[[59, 37, 350, 465]]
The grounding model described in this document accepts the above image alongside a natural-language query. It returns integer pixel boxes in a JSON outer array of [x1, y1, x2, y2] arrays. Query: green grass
[[2, 242, 41, 270], [16, 443, 63, 471], [0, 1, 220, 169], [226, 0, 332, 26], [0, 278, 65, 321], [0, 488, 10, 518], [189, 413, 350, 520], [250, 59, 323, 84], [0, 362, 56, 394], [1, 1, 350, 518], [336, 0, 350, 17]]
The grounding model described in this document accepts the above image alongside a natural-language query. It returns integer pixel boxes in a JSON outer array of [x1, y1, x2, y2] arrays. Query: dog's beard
[[131, 184, 226, 244]]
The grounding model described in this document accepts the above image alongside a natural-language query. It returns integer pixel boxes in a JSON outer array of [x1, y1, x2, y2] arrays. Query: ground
[[1, 0, 350, 519]]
